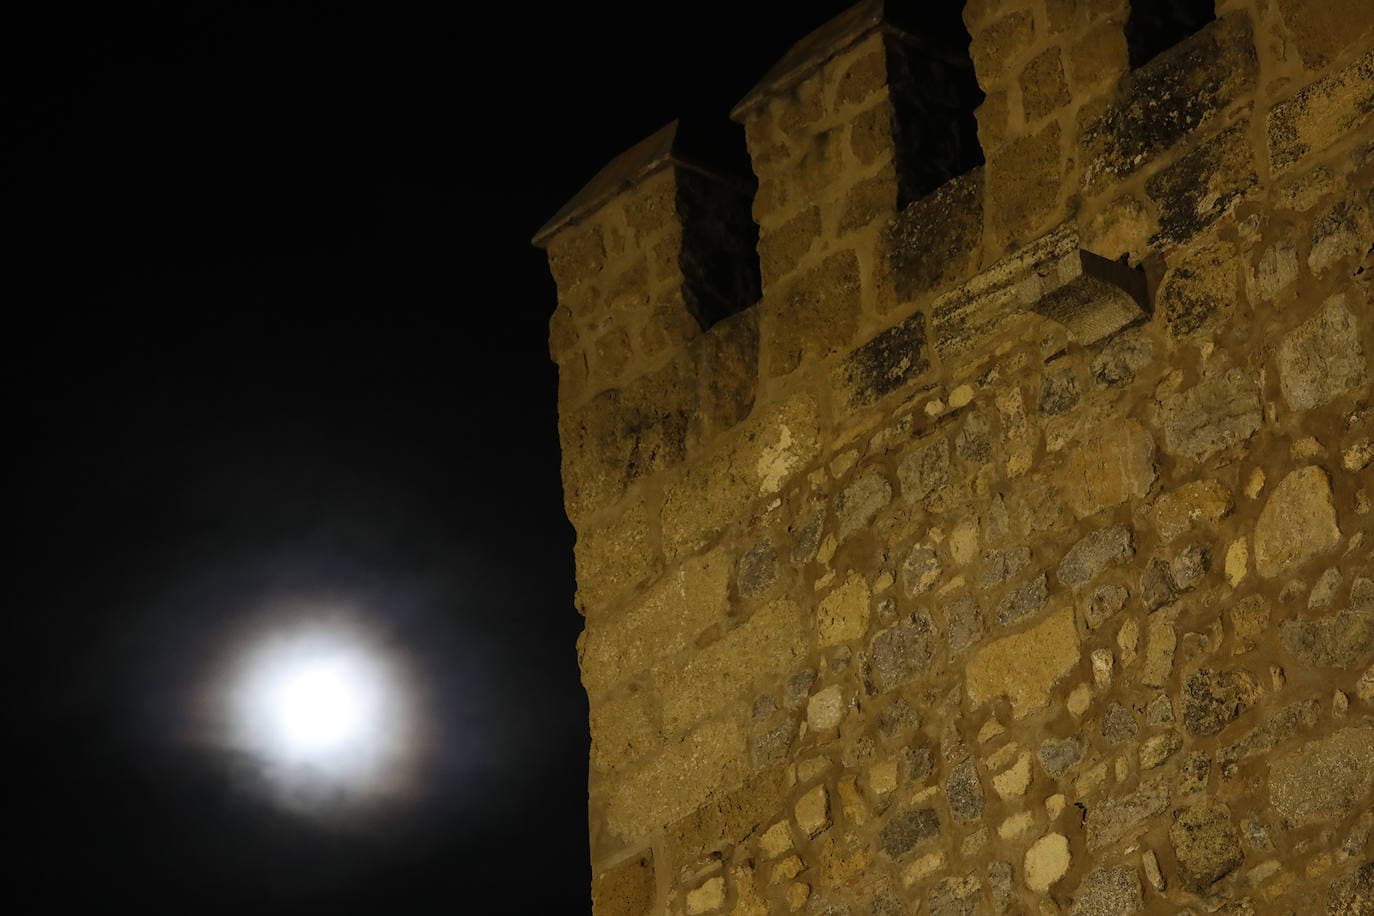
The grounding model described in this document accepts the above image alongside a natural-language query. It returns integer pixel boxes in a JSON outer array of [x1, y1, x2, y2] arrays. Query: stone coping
[[730, 0, 918, 120], [531, 120, 753, 248]]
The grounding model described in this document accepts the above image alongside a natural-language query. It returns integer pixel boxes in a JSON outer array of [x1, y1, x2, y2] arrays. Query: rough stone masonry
[[534, 0, 1374, 912]]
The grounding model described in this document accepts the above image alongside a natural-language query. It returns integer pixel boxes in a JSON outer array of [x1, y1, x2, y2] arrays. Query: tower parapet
[[537, 2, 1374, 913]]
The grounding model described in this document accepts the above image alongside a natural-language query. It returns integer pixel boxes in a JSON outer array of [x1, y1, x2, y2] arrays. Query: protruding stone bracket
[[930, 225, 1150, 362], [1034, 248, 1151, 346]]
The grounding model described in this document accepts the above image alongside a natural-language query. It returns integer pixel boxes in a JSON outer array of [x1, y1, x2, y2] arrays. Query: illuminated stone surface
[[537, 3, 1374, 910]]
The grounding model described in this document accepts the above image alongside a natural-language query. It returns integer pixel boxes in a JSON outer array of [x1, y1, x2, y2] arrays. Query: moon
[[203, 606, 427, 810]]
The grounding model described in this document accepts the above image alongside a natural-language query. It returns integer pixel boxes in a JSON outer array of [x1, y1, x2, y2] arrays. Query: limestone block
[[580, 547, 732, 696], [966, 607, 1080, 718], [1160, 369, 1262, 461], [662, 392, 820, 559], [969, 11, 1035, 89], [884, 169, 984, 302], [605, 717, 746, 841], [1025, 833, 1071, 893], [592, 852, 655, 916], [1021, 47, 1070, 121], [1253, 466, 1341, 578], [1058, 419, 1156, 518], [1158, 238, 1238, 338], [1152, 480, 1232, 543], [985, 121, 1065, 247], [758, 249, 863, 378], [1277, 296, 1368, 411], [574, 494, 660, 613], [1147, 119, 1257, 248], [1268, 48, 1374, 176], [657, 597, 807, 735], [836, 310, 931, 408], [1276, 0, 1374, 68], [1080, 14, 1257, 192], [1269, 726, 1374, 828], [560, 354, 697, 521], [817, 573, 871, 646]]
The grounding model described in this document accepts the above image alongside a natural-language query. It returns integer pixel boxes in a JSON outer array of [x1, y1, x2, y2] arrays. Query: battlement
[[537, 1, 1374, 912]]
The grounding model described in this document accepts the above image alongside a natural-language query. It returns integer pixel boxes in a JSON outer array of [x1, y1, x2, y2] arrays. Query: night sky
[[8, 2, 865, 911]]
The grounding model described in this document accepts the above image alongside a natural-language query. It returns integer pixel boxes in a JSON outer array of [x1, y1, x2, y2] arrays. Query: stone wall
[[535, 0, 1374, 912]]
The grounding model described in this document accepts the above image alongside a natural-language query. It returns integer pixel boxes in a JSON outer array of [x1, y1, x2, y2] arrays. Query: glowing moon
[[208, 611, 425, 807]]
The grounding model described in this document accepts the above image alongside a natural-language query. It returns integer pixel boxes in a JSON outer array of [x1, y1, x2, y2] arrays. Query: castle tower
[[535, 1, 1374, 912]]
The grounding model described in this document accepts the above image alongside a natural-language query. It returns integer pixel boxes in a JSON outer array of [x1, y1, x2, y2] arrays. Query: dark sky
[[6, 2, 864, 912]]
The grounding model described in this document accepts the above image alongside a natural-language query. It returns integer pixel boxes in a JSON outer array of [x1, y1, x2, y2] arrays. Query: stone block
[[759, 249, 863, 378], [592, 852, 655, 916], [1268, 48, 1374, 176], [1080, 14, 1257, 192], [970, 11, 1036, 89], [1070, 865, 1143, 915], [1278, 295, 1368, 411], [1058, 525, 1134, 588], [1158, 237, 1238, 338], [1181, 667, 1256, 737], [884, 169, 985, 302], [985, 120, 1064, 247], [931, 225, 1148, 361], [1021, 47, 1070, 121], [657, 597, 806, 736], [836, 310, 931, 408], [818, 573, 871, 646], [758, 206, 821, 289], [833, 466, 893, 541], [1160, 369, 1262, 461], [1280, 609, 1374, 668], [1152, 480, 1232, 543], [1085, 775, 1169, 849], [1147, 119, 1257, 248], [1309, 198, 1373, 276], [1275, 0, 1374, 69], [1169, 800, 1243, 892], [869, 614, 937, 691], [966, 607, 1080, 718], [661, 392, 820, 559], [1269, 726, 1374, 828], [605, 717, 747, 842], [665, 763, 790, 865], [559, 354, 696, 522], [590, 689, 661, 775], [695, 309, 758, 441], [1254, 466, 1341, 578], [1025, 833, 1071, 892], [580, 546, 732, 696], [574, 493, 660, 613], [1058, 419, 1156, 518]]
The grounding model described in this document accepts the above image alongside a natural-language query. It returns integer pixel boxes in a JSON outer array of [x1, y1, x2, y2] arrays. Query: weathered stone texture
[[1253, 466, 1341, 578], [1277, 296, 1368, 411], [1269, 727, 1374, 828], [1160, 370, 1262, 461], [1268, 48, 1374, 175], [1170, 799, 1244, 891], [1080, 14, 1257, 192], [966, 608, 1080, 718], [542, 6, 1374, 911]]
